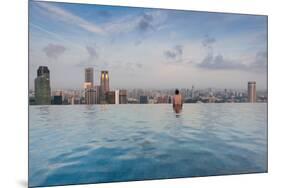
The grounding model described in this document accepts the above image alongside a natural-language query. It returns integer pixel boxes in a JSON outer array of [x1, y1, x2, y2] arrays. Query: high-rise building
[[115, 90, 120, 104], [53, 95, 63, 105], [106, 91, 115, 104], [84, 68, 94, 104], [85, 87, 95, 104], [34, 66, 51, 105], [85, 67, 94, 83], [140, 96, 148, 104], [191, 85, 195, 99], [119, 89, 127, 104], [100, 70, 109, 103], [248, 81, 256, 103], [93, 85, 100, 104]]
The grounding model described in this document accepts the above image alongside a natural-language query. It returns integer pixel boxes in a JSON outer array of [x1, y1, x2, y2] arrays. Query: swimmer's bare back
[[173, 94, 183, 107]]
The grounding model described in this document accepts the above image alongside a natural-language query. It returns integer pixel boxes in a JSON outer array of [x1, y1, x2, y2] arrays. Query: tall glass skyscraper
[[84, 68, 94, 104], [34, 66, 51, 105], [100, 70, 109, 103]]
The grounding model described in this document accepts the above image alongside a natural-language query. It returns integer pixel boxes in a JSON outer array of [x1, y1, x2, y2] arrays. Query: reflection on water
[[29, 103, 267, 187]]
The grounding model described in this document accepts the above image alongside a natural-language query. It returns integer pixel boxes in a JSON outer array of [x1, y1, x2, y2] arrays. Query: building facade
[[84, 68, 94, 104], [34, 66, 51, 105], [85, 67, 94, 83], [248, 81, 256, 103], [100, 70, 109, 103], [119, 89, 127, 104], [140, 96, 149, 104]]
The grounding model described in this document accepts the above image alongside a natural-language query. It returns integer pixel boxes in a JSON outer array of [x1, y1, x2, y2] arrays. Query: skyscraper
[[115, 90, 120, 104], [100, 70, 109, 103], [114, 89, 127, 104], [119, 89, 127, 104], [84, 68, 94, 104], [85, 67, 94, 83], [248, 81, 256, 103], [34, 66, 51, 105], [85, 88, 95, 104]]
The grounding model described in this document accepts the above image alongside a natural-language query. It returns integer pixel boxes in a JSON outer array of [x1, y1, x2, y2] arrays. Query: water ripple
[[29, 104, 267, 187]]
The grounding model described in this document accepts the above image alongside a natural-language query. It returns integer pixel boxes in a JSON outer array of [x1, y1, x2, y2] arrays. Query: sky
[[29, 1, 268, 90]]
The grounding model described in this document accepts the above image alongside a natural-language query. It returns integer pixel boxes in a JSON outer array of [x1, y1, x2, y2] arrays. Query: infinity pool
[[29, 103, 267, 187]]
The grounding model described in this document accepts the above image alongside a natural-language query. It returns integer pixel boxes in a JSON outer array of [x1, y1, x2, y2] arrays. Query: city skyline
[[29, 1, 267, 90], [30, 65, 266, 105]]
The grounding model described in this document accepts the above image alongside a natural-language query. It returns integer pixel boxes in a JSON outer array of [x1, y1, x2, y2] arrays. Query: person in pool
[[173, 89, 183, 113]]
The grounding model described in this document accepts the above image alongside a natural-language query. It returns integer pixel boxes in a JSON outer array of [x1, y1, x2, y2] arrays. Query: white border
[[1, 0, 280, 188]]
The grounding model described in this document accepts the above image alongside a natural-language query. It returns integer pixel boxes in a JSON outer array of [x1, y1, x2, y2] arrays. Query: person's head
[[175, 89, 179, 95]]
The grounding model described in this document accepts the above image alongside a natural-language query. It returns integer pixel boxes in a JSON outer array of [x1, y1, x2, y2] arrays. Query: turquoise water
[[29, 103, 267, 187]]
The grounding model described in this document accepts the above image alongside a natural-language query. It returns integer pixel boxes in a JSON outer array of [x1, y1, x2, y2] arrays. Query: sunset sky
[[29, 1, 267, 90]]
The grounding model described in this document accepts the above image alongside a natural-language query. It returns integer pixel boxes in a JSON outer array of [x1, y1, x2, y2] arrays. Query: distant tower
[[85, 67, 94, 84], [191, 85, 195, 99], [119, 89, 127, 104], [100, 70, 109, 102], [115, 90, 120, 104], [248, 81, 256, 103], [34, 66, 51, 105], [84, 68, 94, 104]]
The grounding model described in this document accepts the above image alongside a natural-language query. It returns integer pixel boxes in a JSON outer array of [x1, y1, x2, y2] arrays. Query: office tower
[[106, 91, 116, 104], [85, 88, 95, 104], [93, 86, 100, 104], [248, 81, 256, 103], [34, 66, 51, 105], [191, 85, 195, 99], [140, 96, 149, 104], [115, 90, 120, 104], [84, 68, 94, 104], [85, 67, 94, 83], [53, 96, 63, 105], [119, 89, 127, 104], [100, 71, 109, 94], [100, 70, 109, 103]]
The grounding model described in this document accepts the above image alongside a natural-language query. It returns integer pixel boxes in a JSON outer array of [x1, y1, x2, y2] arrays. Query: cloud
[[137, 13, 154, 32], [36, 2, 103, 34], [164, 45, 184, 62], [86, 46, 98, 59], [198, 53, 247, 70], [195, 34, 267, 72], [98, 10, 112, 18], [43, 43, 66, 59], [197, 35, 248, 70], [202, 35, 216, 51], [104, 10, 167, 37], [76, 45, 99, 67]]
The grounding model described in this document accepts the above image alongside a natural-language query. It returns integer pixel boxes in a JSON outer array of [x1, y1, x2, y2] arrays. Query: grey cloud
[[202, 35, 216, 51], [75, 45, 99, 67], [98, 10, 111, 18], [197, 35, 249, 71], [197, 51, 267, 72], [164, 45, 184, 62], [198, 53, 247, 70], [202, 35, 216, 46], [137, 13, 154, 32], [86, 45, 98, 59], [43, 43, 66, 59]]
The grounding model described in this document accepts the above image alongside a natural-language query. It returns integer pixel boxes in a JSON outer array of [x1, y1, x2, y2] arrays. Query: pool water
[[29, 103, 267, 187]]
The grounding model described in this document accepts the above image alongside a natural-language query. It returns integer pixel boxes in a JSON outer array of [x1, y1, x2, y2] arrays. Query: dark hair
[[175, 89, 179, 95]]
